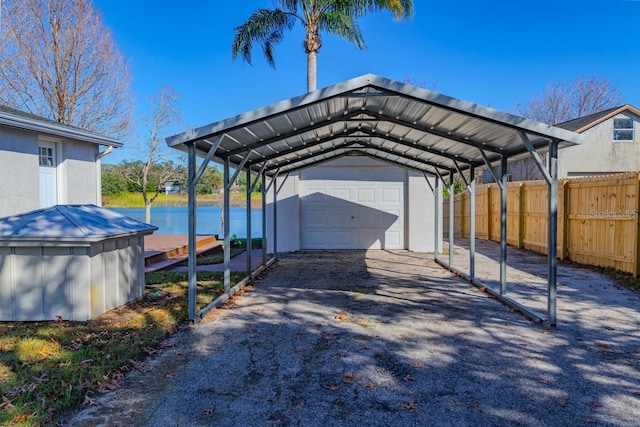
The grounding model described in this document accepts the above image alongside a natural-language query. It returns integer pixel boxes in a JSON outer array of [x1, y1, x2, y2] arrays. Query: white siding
[[0, 237, 146, 321]]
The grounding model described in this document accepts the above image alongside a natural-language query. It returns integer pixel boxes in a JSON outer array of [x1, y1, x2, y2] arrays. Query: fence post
[[635, 173, 640, 277], [517, 183, 524, 248], [487, 184, 492, 241], [560, 180, 569, 260], [459, 194, 464, 238]]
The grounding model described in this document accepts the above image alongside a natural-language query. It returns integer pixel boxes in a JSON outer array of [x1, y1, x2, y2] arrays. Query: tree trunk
[[145, 201, 151, 224], [307, 50, 317, 93]]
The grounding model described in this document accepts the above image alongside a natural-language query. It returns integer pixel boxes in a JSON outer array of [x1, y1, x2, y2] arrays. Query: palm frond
[[334, 0, 414, 20], [231, 8, 297, 68], [321, 12, 366, 49]]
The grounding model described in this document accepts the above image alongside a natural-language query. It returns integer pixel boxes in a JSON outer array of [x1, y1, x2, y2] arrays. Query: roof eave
[[0, 111, 122, 147]]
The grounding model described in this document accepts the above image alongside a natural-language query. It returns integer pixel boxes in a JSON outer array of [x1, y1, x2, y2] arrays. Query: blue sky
[[93, 0, 640, 164]]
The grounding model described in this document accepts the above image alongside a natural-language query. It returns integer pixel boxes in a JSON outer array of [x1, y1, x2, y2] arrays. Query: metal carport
[[164, 74, 583, 326]]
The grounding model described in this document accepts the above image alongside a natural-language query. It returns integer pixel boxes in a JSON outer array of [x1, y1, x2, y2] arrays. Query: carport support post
[[187, 142, 197, 320], [261, 171, 267, 265], [548, 141, 559, 326], [470, 166, 476, 280], [246, 165, 252, 276], [223, 157, 231, 295], [449, 172, 455, 266], [434, 175, 440, 260], [273, 174, 278, 257], [500, 156, 508, 296]]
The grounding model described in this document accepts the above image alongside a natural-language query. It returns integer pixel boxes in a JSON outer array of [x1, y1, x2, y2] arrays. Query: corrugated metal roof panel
[[165, 74, 584, 178]]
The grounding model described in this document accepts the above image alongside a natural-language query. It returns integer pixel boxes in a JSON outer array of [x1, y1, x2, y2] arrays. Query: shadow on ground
[[68, 249, 640, 426]]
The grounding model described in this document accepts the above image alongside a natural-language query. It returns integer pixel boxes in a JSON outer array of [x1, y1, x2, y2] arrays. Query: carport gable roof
[[165, 74, 583, 177]]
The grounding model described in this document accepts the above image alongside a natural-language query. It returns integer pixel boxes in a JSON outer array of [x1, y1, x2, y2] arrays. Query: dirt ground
[[67, 244, 640, 426]]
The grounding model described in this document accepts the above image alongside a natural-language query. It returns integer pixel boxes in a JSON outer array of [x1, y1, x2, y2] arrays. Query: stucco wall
[[0, 126, 100, 217], [559, 111, 640, 178], [265, 172, 300, 253], [0, 127, 40, 217], [407, 172, 437, 252], [59, 139, 99, 205]]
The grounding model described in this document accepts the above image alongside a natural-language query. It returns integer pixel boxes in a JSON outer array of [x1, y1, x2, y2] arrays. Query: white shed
[[0, 205, 157, 321]]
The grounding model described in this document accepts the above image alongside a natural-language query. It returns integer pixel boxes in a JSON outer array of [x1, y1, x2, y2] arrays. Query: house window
[[613, 118, 634, 141], [39, 146, 55, 166]]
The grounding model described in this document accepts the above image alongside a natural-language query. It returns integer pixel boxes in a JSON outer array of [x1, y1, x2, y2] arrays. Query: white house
[[556, 104, 640, 178], [0, 105, 122, 218]]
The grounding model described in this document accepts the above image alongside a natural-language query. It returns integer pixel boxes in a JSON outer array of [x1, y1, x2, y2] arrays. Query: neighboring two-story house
[[482, 104, 640, 183], [0, 105, 122, 218], [556, 104, 640, 178]]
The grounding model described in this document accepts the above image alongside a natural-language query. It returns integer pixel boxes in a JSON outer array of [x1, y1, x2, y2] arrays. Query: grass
[[182, 238, 263, 266], [102, 192, 263, 208], [0, 270, 244, 426]]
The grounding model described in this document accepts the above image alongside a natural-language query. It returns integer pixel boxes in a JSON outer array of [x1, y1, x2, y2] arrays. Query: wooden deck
[[144, 234, 223, 273]]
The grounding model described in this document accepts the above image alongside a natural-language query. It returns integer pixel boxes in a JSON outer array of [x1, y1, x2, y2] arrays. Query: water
[[109, 206, 263, 238]]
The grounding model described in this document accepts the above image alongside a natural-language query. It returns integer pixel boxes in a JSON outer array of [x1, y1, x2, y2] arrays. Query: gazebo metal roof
[[0, 205, 157, 245], [166, 74, 582, 176]]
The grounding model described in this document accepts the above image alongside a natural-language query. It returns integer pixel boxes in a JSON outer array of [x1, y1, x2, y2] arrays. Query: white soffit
[[165, 74, 583, 177]]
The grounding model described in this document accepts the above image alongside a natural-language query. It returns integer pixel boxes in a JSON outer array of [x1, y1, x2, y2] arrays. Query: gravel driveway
[[68, 247, 640, 426]]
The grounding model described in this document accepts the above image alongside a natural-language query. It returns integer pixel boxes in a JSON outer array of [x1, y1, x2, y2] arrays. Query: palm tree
[[232, 0, 414, 93]]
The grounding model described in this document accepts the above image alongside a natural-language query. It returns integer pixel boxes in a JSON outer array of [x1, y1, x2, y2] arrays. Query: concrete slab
[[67, 247, 640, 426]]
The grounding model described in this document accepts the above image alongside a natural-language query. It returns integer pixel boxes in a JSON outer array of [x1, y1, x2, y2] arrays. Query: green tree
[[195, 167, 223, 195], [101, 164, 128, 195], [232, 0, 414, 92]]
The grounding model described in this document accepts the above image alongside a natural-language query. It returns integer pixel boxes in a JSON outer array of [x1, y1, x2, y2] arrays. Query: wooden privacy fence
[[443, 172, 640, 276]]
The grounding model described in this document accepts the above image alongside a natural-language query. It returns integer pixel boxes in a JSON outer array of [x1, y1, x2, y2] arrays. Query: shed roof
[[0, 205, 156, 245], [0, 105, 122, 147], [165, 74, 583, 178]]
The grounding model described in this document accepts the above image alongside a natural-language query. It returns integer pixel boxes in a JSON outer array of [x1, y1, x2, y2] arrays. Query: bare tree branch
[[515, 76, 623, 125], [0, 0, 133, 137], [120, 86, 182, 223]]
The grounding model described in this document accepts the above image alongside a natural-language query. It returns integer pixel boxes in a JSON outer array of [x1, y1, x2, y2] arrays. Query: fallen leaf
[[410, 362, 424, 369], [343, 373, 362, 383], [165, 374, 174, 379], [559, 397, 570, 407], [324, 384, 340, 391], [361, 382, 376, 388], [402, 402, 418, 410], [588, 401, 602, 409], [538, 378, 549, 384], [227, 370, 238, 375], [142, 347, 157, 355], [403, 375, 416, 381], [82, 395, 98, 407], [335, 314, 348, 322], [428, 349, 436, 354], [0, 395, 15, 409]]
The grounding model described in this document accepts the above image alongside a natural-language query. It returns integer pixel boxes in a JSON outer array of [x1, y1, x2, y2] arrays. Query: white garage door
[[300, 166, 405, 249]]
